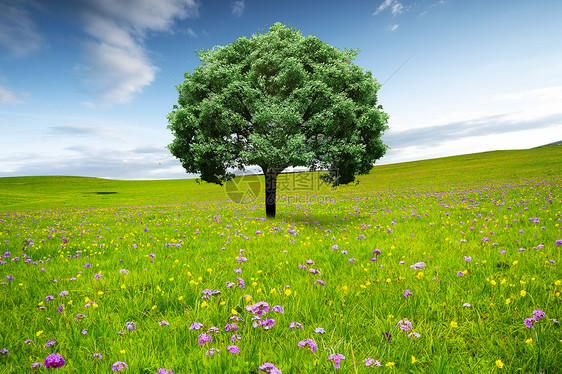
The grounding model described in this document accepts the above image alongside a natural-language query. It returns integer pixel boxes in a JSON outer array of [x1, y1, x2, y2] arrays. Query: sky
[[1, 0, 561, 180]]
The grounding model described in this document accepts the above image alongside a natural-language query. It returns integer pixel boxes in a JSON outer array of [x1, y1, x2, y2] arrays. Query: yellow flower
[[178, 296, 183, 301], [555, 280, 561, 286], [245, 295, 253, 302], [450, 321, 458, 328], [520, 290, 527, 297], [525, 338, 532, 344], [169, 277, 174, 281], [495, 359, 504, 369], [411, 356, 418, 364], [152, 305, 157, 310], [120, 350, 126, 354], [512, 260, 518, 266], [97, 291, 104, 296], [36, 330, 43, 337], [416, 272, 423, 280], [505, 298, 511, 305], [385, 362, 395, 368], [342, 286, 348, 291], [201, 301, 207, 308], [490, 280, 497, 286], [231, 309, 238, 315]]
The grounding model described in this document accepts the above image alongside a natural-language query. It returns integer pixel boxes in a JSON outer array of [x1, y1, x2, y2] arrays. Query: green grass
[[0, 146, 561, 373]]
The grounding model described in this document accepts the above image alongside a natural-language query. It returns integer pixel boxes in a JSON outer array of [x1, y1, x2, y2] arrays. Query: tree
[[167, 22, 389, 218]]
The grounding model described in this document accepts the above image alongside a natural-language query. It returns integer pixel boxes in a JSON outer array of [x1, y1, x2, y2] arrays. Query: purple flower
[[482, 237, 489, 242], [297, 339, 318, 353], [397, 319, 413, 331], [94, 273, 103, 280], [93, 353, 103, 359], [156, 369, 175, 374], [74, 313, 86, 322], [409, 262, 426, 270], [315, 327, 326, 334], [32, 362, 43, 370], [555, 239, 562, 246], [59, 290, 69, 297], [403, 289, 413, 298], [456, 271, 464, 277], [462, 303, 471, 308], [227, 345, 240, 354], [84, 263, 92, 268], [463, 256, 472, 262], [45, 295, 54, 301], [81, 329, 88, 335], [364, 358, 381, 367], [225, 323, 238, 332], [331, 245, 339, 251], [112, 361, 128, 371], [119, 269, 129, 274], [532, 310, 546, 321], [272, 305, 284, 313], [6, 275, 14, 282], [524, 318, 534, 328], [231, 334, 242, 342], [45, 339, 56, 347], [189, 322, 203, 330], [0, 348, 8, 356], [205, 348, 220, 356], [259, 362, 282, 374], [383, 331, 392, 343], [197, 333, 213, 346], [289, 322, 303, 330], [158, 320, 169, 327], [328, 353, 345, 369], [248, 301, 270, 316], [44, 354, 65, 369], [207, 326, 219, 334], [125, 321, 136, 331], [408, 331, 421, 338]]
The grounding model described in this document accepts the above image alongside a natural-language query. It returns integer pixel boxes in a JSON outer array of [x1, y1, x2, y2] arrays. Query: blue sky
[[1, 0, 561, 179]]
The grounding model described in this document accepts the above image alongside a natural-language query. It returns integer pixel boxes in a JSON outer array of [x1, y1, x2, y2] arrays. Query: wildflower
[[44, 354, 65, 369], [272, 305, 284, 313], [456, 271, 464, 277], [289, 321, 303, 330], [524, 318, 534, 328], [532, 310, 546, 321], [495, 359, 504, 369], [197, 333, 213, 346], [94, 273, 103, 280], [259, 362, 282, 373], [462, 303, 471, 307], [463, 256, 472, 262], [32, 362, 42, 370], [231, 334, 242, 342], [315, 327, 326, 334], [411, 356, 418, 364], [156, 369, 175, 374], [555, 239, 562, 246], [364, 358, 381, 367], [450, 321, 458, 328], [403, 289, 413, 298], [225, 323, 238, 332], [382, 331, 392, 342], [520, 290, 527, 297], [112, 361, 128, 371], [0, 348, 8, 355], [386, 362, 395, 368], [206, 348, 220, 356], [25, 339, 35, 344], [81, 329, 88, 335], [227, 345, 240, 354], [93, 353, 103, 359], [45, 339, 56, 347], [59, 290, 69, 297], [525, 338, 533, 344], [297, 339, 318, 353], [408, 331, 421, 338], [397, 319, 413, 331], [189, 322, 203, 330], [328, 353, 345, 369], [158, 320, 169, 326], [125, 321, 136, 331], [45, 295, 54, 301]]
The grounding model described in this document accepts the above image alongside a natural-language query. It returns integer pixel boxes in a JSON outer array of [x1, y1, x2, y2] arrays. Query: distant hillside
[[534, 140, 562, 148]]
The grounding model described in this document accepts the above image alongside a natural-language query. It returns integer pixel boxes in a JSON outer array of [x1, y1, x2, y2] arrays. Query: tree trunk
[[265, 168, 279, 218]]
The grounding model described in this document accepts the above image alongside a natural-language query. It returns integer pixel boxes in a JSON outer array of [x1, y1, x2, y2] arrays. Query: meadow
[[0, 147, 561, 373]]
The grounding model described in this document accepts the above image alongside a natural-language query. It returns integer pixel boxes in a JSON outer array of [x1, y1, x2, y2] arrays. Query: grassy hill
[[1, 146, 561, 213]]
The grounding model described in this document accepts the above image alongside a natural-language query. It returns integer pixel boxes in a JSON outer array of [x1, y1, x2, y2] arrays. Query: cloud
[[373, 0, 406, 16], [383, 112, 562, 149], [0, 86, 29, 104], [186, 27, 197, 37], [76, 0, 199, 105], [231, 1, 245, 17], [0, 1, 43, 57], [387, 24, 399, 31]]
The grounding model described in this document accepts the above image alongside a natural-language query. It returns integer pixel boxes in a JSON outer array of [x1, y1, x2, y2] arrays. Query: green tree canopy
[[167, 22, 389, 217]]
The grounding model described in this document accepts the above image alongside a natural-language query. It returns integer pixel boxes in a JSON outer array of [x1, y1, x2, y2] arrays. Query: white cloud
[[231, 1, 245, 17], [373, 0, 405, 16], [0, 86, 29, 104], [186, 27, 197, 37], [0, 1, 43, 57], [76, 0, 199, 105], [387, 24, 399, 31]]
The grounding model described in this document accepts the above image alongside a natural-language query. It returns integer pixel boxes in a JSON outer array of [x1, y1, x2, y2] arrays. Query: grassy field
[[0, 146, 561, 373]]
